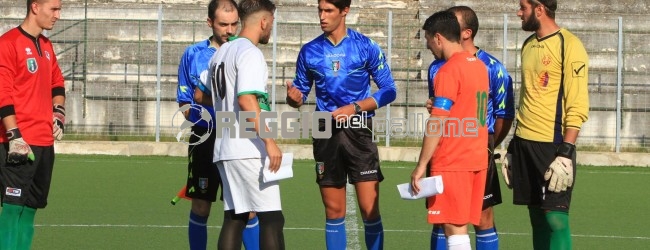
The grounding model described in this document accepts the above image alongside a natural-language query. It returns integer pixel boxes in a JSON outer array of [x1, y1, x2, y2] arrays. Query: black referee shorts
[[483, 134, 503, 209], [185, 125, 220, 202], [508, 136, 576, 212], [0, 144, 55, 209], [313, 118, 383, 186]]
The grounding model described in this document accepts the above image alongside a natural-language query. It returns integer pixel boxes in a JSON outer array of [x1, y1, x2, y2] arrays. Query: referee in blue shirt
[[286, 0, 397, 249]]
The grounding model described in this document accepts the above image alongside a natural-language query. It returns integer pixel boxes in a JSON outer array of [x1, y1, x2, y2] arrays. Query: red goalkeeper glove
[[6, 128, 35, 164], [53, 104, 65, 140]]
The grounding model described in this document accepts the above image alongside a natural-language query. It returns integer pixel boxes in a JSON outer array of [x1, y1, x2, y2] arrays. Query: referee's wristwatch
[[352, 102, 362, 114]]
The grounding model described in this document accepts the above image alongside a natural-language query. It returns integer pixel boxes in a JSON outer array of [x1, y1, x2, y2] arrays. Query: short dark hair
[[26, 0, 37, 14], [422, 10, 461, 43], [208, 0, 239, 20], [318, 0, 351, 12], [237, 0, 276, 22], [447, 6, 479, 39], [529, 0, 556, 18]]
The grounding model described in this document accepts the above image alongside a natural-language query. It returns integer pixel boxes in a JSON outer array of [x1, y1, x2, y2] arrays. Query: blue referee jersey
[[292, 28, 397, 117], [177, 39, 217, 128], [426, 48, 515, 134]]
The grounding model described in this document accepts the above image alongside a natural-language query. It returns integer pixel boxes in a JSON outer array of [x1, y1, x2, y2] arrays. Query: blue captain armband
[[433, 97, 453, 111], [197, 81, 211, 96]]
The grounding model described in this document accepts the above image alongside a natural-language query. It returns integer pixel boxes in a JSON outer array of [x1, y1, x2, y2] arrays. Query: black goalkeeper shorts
[[0, 144, 55, 209], [508, 136, 576, 212]]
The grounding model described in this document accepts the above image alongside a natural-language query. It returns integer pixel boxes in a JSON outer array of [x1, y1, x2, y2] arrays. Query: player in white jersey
[[195, 0, 285, 249]]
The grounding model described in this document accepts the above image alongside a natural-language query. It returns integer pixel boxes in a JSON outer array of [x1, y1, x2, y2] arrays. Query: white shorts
[[218, 159, 282, 214]]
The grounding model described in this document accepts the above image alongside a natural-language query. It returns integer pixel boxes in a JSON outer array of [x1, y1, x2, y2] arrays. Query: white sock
[[448, 234, 471, 250]]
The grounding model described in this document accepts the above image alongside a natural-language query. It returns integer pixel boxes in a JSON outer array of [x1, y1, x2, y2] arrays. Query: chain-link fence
[[0, 4, 648, 152]]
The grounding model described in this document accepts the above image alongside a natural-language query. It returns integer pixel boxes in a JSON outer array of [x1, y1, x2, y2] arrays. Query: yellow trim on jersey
[[515, 28, 589, 143]]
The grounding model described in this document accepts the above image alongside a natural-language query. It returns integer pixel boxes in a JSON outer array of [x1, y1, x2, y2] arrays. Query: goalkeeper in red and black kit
[[0, 0, 66, 249]]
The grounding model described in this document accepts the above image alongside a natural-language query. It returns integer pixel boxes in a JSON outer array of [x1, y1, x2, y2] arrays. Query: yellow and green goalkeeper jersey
[[516, 28, 589, 143]]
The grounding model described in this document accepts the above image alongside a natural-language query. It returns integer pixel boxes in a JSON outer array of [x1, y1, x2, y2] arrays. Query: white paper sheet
[[396, 175, 444, 200], [262, 153, 294, 183]]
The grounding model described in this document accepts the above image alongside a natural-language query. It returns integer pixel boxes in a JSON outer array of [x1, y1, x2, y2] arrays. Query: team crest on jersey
[[25, 48, 32, 55], [541, 54, 551, 66], [198, 178, 208, 191], [26, 58, 38, 73], [45, 51, 51, 61], [332, 60, 340, 72], [316, 162, 325, 179]]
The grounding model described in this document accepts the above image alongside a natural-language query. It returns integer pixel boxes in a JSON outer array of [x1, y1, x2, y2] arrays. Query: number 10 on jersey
[[476, 91, 487, 127]]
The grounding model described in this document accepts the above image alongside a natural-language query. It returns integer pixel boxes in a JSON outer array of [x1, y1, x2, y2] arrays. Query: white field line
[[346, 183, 361, 250], [35, 224, 650, 240]]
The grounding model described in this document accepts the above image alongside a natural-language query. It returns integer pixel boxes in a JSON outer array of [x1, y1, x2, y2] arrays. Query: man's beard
[[522, 11, 540, 32]]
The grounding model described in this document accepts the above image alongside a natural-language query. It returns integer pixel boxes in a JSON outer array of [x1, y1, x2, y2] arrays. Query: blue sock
[[325, 217, 346, 250], [475, 227, 499, 250], [242, 215, 260, 250], [188, 211, 208, 250], [363, 216, 384, 250], [430, 226, 446, 250]]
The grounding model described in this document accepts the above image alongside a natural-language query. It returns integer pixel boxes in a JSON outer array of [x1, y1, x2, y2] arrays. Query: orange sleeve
[[431, 69, 458, 116]]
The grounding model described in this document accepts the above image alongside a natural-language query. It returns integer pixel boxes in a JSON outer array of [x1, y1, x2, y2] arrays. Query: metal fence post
[[155, 4, 163, 142], [615, 16, 623, 153], [386, 10, 393, 147], [272, 9, 278, 113], [502, 13, 508, 150]]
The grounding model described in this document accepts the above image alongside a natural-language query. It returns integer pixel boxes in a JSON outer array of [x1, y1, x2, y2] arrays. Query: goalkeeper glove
[[500, 153, 513, 189], [544, 142, 575, 193], [6, 128, 35, 164], [53, 104, 65, 140]]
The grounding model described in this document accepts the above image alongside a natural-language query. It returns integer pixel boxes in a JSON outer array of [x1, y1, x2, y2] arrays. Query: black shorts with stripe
[[313, 118, 383, 186], [185, 125, 221, 202], [0, 144, 55, 209], [507, 136, 576, 212]]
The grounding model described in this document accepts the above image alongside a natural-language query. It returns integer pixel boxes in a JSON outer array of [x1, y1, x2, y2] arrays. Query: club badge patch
[[26, 58, 38, 73], [198, 178, 208, 192], [541, 54, 551, 66], [316, 162, 325, 179], [332, 60, 340, 72]]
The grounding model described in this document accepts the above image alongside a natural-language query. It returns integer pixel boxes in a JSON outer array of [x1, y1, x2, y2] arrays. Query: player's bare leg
[[355, 181, 383, 250], [476, 207, 494, 230], [474, 207, 499, 250], [191, 199, 212, 217], [320, 186, 347, 250]]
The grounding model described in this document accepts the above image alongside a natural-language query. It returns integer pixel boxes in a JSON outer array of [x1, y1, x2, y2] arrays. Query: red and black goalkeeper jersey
[[0, 26, 65, 146]]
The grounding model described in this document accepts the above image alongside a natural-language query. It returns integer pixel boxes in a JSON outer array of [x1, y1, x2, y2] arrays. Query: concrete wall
[[1, 0, 649, 149]]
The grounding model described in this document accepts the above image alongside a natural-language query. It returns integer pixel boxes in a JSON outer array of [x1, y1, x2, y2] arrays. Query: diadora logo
[[360, 170, 377, 175], [484, 194, 493, 200], [6, 187, 21, 197], [428, 210, 441, 215]]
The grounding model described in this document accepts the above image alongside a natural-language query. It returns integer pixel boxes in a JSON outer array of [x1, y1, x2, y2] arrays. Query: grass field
[[10, 154, 649, 249]]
